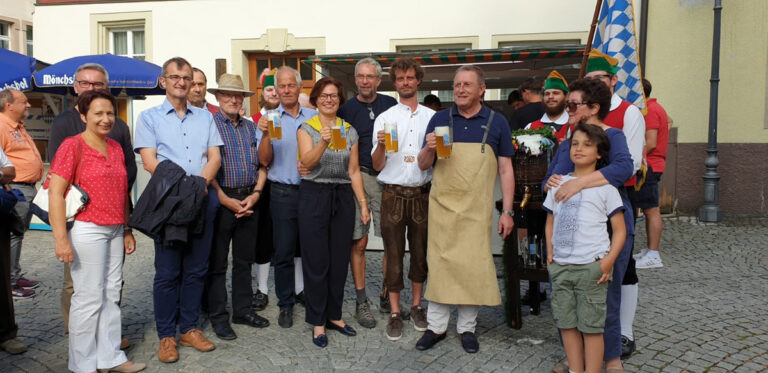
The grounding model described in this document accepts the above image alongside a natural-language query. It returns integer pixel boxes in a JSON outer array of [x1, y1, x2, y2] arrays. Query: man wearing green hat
[[526, 70, 570, 143]]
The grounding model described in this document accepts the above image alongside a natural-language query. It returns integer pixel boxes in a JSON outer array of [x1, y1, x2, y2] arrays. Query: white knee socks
[[294, 258, 304, 293], [256, 263, 270, 294], [620, 284, 638, 340]]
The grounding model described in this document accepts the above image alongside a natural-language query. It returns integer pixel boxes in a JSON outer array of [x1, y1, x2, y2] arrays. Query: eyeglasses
[[355, 74, 378, 81], [164, 75, 193, 83], [75, 80, 106, 89], [565, 101, 589, 112], [217, 92, 244, 101], [318, 93, 339, 101], [453, 82, 476, 90]]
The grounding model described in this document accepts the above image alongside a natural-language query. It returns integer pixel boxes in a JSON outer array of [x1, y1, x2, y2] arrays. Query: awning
[[304, 45, 586, 93]]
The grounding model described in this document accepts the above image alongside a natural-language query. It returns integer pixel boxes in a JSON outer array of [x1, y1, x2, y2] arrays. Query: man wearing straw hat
[[204, 74, 270, 340]]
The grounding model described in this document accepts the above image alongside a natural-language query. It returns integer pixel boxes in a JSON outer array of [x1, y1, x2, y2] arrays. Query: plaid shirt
[[213, 111, 260, 188]]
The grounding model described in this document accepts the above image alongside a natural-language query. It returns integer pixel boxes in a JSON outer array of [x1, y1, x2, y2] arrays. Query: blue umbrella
[[32, 53, 164, 96], [0, 48, 36, 92]]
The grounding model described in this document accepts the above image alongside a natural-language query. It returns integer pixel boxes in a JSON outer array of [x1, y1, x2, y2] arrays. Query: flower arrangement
[[511, 128, 557, 156]]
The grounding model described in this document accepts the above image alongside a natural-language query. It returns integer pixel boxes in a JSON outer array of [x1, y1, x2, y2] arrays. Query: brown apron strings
[[448, 106, 496, 154]]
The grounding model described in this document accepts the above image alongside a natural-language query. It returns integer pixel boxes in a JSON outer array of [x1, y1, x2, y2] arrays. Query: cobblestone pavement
[[1, 216, 767, 372]]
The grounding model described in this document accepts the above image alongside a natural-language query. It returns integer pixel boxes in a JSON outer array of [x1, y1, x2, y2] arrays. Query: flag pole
[[580, 0, 604, 78]]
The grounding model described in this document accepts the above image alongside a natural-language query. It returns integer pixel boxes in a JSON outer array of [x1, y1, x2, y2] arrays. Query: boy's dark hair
[[568, 78, 612, 120], [571, 123, 611, 169]]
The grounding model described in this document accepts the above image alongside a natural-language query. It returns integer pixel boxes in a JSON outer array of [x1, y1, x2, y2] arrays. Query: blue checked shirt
[[134, 99, 223, 176], [213, 111, 261, 188]]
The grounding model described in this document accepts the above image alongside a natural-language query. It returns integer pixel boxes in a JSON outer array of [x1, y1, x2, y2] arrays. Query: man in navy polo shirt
[[338, 57, 397, 328], [415, 65, 515, 354]]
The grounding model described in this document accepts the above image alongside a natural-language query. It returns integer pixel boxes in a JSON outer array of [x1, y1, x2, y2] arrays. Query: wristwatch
[[502, 210, 514, 217], [252, 189, 262, 195]]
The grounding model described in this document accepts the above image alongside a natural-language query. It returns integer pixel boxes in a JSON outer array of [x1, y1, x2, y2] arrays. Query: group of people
[[531, 49, 669, 373], [0, 47, 669, 373]]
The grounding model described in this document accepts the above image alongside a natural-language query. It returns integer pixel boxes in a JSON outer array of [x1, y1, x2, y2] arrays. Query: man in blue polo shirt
[[134, 57, 223, 364], [338, 57, 397, 328], [257, 66, 317, 328], [415, 65, 515, 354]]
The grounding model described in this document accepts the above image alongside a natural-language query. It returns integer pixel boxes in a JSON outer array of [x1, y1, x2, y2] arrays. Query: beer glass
[[331, 125, 347, 150], [435, 126, 451, 159], [384, 123, 398, 153], [267, 111, 282, 141]]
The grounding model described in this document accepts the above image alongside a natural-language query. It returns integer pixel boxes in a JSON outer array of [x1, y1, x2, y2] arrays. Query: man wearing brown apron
[[415, 65, 516, 353]]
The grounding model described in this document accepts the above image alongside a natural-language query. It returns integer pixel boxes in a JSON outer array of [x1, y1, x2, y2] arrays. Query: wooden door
[[247, 52, 316, 114]]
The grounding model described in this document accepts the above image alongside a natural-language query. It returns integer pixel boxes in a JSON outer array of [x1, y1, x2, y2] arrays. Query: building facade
[[31, 0, 768, 216], [1, 0, 35, 55]]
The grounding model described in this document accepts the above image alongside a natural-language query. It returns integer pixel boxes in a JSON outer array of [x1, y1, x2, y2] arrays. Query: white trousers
[[68, 221, 127, 373], [426, 301, 480, 334]]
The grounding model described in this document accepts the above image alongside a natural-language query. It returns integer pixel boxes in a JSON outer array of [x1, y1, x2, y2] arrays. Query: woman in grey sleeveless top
[[296, 77, 370, 348]]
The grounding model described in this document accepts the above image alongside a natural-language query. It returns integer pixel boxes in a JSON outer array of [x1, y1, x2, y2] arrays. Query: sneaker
[[411, 305, 427, 332], [635, 254, 663, 269], [379, 293, 390, 314], [355, 300, 376, 329], [16, 277, 39, 289], [633, 248, 650, 260], [621, 335, 636, 359], [386, 314, 404, 341], [11, 284, 35, 299], [252, 290, 268, 311]]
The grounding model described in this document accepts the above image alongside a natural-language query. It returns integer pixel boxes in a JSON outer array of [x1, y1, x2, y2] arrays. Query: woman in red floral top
[[48, 90, 145, 373]]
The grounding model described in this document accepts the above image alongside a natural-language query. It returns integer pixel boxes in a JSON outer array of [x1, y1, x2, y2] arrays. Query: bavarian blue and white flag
[[592, 0, 647, 112]]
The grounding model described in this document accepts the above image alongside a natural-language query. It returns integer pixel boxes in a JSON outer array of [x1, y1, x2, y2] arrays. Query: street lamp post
[[699, 0, 723, 222]]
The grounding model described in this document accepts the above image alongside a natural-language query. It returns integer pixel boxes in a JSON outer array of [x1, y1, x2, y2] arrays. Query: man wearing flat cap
[[205, 74, 270, 341]]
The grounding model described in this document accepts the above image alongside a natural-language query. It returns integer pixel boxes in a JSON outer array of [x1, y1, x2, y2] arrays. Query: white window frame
[[24, 24, 32, 57], [109, 28, 145, 60], [90, 12, 152, 62], [0, 22, 11, 50]]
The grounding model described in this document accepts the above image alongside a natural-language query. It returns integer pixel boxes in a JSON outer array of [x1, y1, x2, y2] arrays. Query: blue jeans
[[153, 187, 218, 339], [270, 183, 300, 310]]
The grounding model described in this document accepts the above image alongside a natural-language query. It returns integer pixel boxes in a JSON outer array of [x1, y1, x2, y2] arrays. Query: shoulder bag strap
[[72, 135, 85, 186]]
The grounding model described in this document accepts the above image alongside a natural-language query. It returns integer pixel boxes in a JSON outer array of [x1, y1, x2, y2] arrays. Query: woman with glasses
[[296, 77, 370, 348], [543, 78, 635, 373], [49, 90, 145, 373]]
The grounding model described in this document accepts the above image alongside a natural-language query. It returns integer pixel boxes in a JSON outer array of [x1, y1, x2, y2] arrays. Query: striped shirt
[[213, 111, 260, 188]]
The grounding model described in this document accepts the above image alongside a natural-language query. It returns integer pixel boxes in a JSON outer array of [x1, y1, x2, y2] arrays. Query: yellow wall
[[645, 0, 768, 143]]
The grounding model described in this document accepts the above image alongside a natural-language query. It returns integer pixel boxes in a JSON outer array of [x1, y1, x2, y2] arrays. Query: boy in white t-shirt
[[544, 123, 626, 373]]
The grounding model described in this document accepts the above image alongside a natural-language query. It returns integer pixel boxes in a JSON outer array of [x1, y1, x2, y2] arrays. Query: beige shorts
[[352, 172, 382, 240]]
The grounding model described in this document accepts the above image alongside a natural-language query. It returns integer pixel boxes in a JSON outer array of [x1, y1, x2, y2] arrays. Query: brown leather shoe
[[157, 337, 178, 363], [179, 329, 215, 352], [120, 336, 131, 350]]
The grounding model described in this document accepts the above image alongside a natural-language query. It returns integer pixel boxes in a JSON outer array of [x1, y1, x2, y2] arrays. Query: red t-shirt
[[644, 98, 669, 173], [49, 135, 127, 225]]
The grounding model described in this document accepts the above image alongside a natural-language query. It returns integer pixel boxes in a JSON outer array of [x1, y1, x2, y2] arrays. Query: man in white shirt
[[371, 58, 434, 342]]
